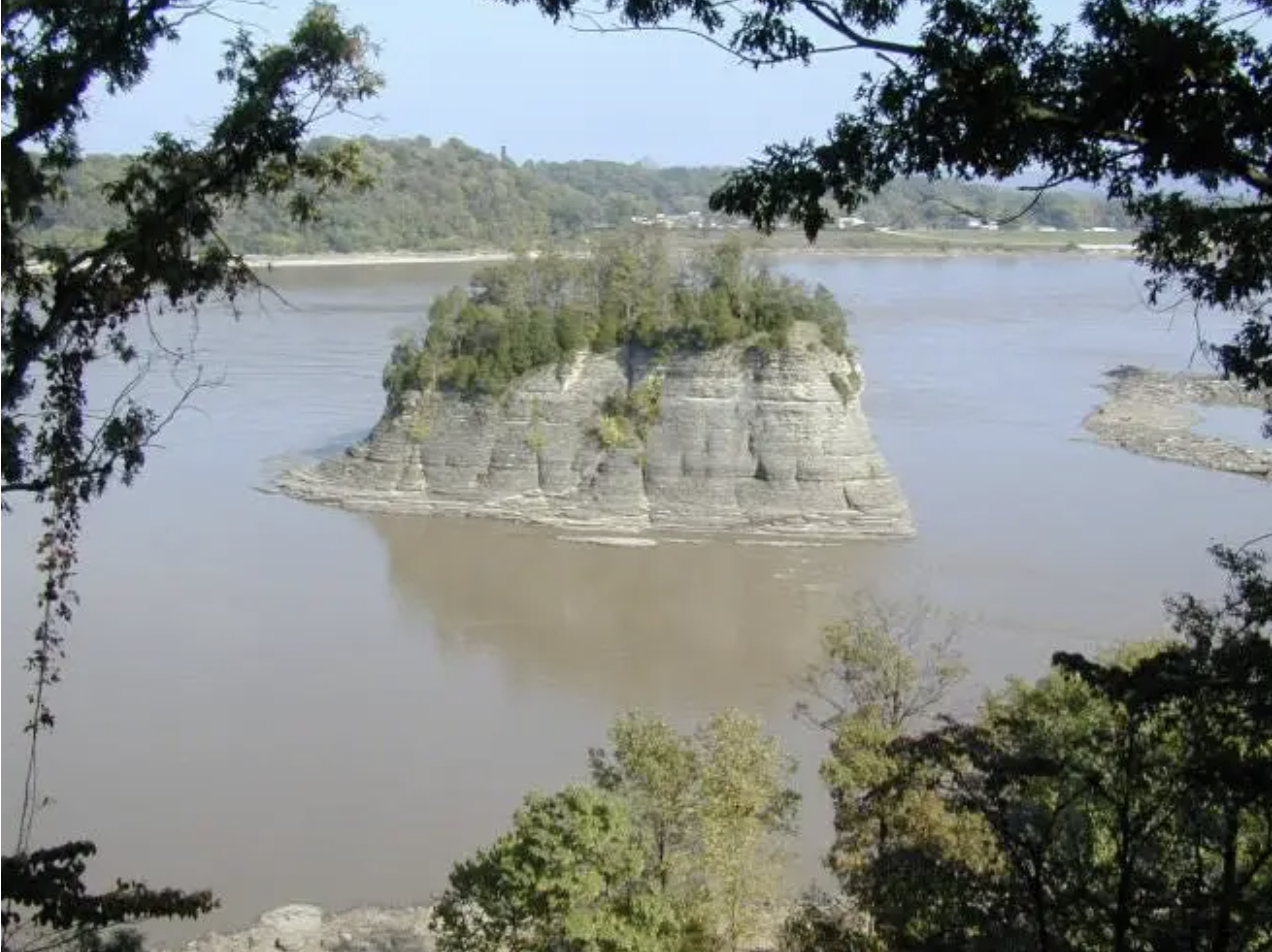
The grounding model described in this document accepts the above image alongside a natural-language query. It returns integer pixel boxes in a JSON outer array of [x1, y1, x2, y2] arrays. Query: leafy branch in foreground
[[508, 0, 1272, 398], [3, 2, 380, 949], [786, 547, 1271, 952], [2, 844, 217, 952]]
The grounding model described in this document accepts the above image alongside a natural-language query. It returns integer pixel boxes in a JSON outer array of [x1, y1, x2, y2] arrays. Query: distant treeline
[[29, 136, 1134, 255]]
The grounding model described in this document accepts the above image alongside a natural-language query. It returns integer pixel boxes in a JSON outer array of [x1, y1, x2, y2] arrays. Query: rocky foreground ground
[[174, 905, 436, 952], [1083, 365, 1271, 481]]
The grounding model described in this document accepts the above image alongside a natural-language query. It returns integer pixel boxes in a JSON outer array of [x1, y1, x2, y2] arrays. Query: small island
[[1083, 365, 1272, 480], [279, 236, 914, 538]]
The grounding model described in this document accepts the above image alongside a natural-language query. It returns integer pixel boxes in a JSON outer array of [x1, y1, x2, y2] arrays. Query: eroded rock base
[[279, 335, 914, 539]]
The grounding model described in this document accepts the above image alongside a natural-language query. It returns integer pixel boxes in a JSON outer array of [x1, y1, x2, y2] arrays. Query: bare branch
[[568, 5, 906, 65], [1237, 531, 1272, 552], [801, 0, 922, 58]]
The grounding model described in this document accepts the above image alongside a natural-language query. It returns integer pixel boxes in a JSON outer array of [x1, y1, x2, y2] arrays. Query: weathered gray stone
[[1083, 365, 1271, 480], [278, 329, 914, 538], [176, 907, 435, 952], [258, 905, 323, 951]]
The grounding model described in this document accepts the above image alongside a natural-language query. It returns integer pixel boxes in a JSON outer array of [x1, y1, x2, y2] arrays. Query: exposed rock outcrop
[[279, 326, 913, 538], [171, 902, 787, 952], [1082, 365, 1271, 480], [173, 906, 435, 952]]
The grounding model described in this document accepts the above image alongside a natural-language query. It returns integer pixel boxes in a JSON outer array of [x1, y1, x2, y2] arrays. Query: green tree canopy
[[590, 710, 800, 952], [432, 786, 680, 952], [30, 138, 1134, 254], [787, 549, 1272, 952], [437, 711, 798, 952], [383, 234, 853, 404]]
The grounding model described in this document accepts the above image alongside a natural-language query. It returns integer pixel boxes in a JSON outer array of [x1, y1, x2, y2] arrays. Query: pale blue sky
[[80, 0, 1077, 166]]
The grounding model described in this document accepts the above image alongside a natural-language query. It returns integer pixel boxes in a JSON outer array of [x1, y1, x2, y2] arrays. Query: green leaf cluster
[[594, 412, 640, 451], [589, 710, 800, 952], [434, 711, 798, 952], [594, 376, 663, 450], [794, 551, 1272, 952], [432, 786, 679, 952], [383, 234, 851, 404]]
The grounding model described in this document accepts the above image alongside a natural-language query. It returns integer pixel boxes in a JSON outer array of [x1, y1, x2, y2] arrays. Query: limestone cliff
[[279, 325, 913, 537]]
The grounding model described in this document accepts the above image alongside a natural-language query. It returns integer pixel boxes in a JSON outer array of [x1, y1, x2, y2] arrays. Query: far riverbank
[[243, 229, 1136, 270], [243, 250, 516, 269]]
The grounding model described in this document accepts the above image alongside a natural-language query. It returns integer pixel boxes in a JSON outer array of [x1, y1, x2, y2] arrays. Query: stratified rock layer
[[279, 331, 913, 538]]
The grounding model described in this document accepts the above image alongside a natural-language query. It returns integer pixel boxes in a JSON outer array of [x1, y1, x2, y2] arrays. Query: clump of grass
[[594, 412, 639, 449], [525, 396, 547, 454]]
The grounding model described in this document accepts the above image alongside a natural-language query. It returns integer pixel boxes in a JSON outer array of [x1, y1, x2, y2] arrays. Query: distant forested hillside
[[29, 136, 1133, 254]]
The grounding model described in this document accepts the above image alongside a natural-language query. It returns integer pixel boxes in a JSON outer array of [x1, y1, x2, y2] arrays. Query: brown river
[[2, 256, 1267, 940]]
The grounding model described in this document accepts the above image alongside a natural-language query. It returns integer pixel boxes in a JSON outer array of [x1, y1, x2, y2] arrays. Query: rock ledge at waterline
[[278, 331, 914, 538], [1082, 365, 1271, 481]]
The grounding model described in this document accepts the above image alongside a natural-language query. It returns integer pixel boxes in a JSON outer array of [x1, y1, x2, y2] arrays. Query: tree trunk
[[1210, 800, 1239, 952]]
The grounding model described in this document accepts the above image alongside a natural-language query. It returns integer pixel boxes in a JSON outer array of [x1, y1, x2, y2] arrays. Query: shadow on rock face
[[365, 513, 914, 712]]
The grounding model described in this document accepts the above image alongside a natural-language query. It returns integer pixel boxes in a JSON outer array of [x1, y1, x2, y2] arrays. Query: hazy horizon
[[74, 0, 1088, 169]]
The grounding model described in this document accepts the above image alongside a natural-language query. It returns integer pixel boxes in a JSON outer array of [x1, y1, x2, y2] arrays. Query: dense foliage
[[30, 137, 1132, 254], [527, 157, 732, 223], [382, 234, 851, 403], [432, 786, 678, 952], [508, 0, 1271, 401], [783, 548, 1272, 952], [2, 1, 380, 950], [434, 710, 798, 952], [438, 552, 1271, 952]]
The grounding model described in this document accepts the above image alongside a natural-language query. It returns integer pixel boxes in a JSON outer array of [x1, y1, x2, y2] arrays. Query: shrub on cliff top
[[383, 234, 851, 404]]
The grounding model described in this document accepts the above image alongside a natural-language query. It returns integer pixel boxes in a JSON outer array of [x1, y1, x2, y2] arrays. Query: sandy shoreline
[[243, 242, 1134, 270], [244, 250, 516, 269]]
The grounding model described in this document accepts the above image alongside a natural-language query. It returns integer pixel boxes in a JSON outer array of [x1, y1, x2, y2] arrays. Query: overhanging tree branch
[[3, 6, 382, 946]]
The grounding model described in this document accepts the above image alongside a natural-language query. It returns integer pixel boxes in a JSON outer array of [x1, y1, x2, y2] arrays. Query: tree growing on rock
[[381, 234, 852, 404]]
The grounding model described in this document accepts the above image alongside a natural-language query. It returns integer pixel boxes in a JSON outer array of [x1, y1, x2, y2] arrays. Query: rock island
[[279, 236, 913, 538]]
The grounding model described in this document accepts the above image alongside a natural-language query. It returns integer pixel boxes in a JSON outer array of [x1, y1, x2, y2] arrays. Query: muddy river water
[[3, 256, 1266, 940]]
